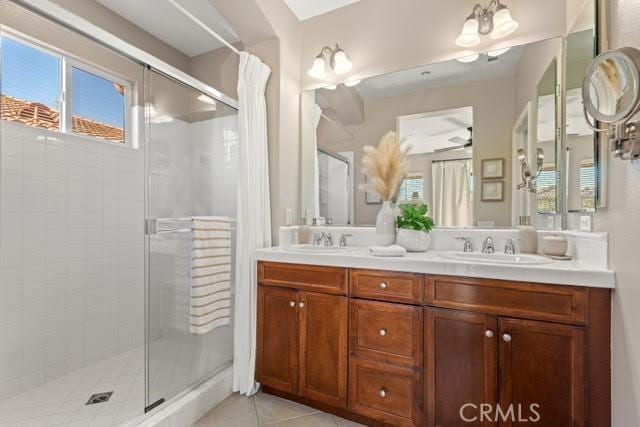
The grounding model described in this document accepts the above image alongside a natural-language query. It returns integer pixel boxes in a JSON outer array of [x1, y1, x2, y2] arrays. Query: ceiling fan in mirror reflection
[[455, 0, 519, 48]]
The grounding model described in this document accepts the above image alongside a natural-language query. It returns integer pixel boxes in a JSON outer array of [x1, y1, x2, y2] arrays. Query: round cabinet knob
[[289, 301, 295, 307], [379, 388, 387, 398], [379, 328, 387, 337], [502, 333, 512, 342], [485, 330, 494, 338], [379, 282, 388, 290], [298, 302, 305, 308]]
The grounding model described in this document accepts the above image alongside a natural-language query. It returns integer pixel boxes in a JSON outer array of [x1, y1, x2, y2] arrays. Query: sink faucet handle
[[455, 237, 473, 252], [339, 233, 353, 247], [312, 232, 324, 246], [504, 238, 516, 254]]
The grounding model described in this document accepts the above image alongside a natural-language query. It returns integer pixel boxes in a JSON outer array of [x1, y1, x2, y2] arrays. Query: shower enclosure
[[0, 1, 238, 425]]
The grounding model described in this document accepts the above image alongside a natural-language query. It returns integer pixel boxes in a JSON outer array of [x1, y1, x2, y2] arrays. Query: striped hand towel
[[190, 216, 232, 334]]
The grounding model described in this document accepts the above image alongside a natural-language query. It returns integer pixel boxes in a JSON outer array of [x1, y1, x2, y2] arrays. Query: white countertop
[[253, 246, 615, 289]]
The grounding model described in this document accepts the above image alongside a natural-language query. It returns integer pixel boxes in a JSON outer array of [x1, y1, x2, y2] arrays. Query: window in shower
[[0, 36, 62, 129], [1, 33, 129, 144]]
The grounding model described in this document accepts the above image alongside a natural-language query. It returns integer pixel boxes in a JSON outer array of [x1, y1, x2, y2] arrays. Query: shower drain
[[86, 392, 113, 405]]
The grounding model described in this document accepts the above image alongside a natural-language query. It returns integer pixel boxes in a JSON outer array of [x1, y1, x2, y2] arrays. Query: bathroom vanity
[[254, 247, 613, 426]]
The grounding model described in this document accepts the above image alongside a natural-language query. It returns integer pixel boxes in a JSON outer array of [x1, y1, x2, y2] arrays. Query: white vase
[[396, 229, 431, 252], [376, 201, 396, 246]]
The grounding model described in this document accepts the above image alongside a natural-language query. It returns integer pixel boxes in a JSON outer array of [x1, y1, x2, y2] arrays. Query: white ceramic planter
[[396, 229, 431, 252]]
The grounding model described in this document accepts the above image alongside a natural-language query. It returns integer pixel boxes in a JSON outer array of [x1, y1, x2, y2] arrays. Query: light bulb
[[332, 49, 352, 75], [457, 54, 480, 63], [325, 84, 337, 90], [491, 6, 519, 39], [308, 55, 326, 79], [487, 47, 511, 57], [455, 17, 481, 48], [344, 79, 361, 87]]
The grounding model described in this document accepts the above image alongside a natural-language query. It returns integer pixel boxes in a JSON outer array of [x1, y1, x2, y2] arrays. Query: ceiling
[[283, 0, 360, 20], [398, 107, 473, 155], [96, 0, 239, 57], [355, 47, 524, 101]]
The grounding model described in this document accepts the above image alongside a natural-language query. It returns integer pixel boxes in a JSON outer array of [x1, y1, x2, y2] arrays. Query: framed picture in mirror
[[481, 158, 505, 179], [364, 175, 382, 204], [482, 181, 504, 202]]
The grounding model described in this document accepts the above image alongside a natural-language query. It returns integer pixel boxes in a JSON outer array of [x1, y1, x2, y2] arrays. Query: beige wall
[[317, 76, 515, 226], [597, 1, 640, 425], [250, 0, 302, 242], [300, 0, 567, 90], [49, 0, 190, 72], [190, 43, 243, 101]]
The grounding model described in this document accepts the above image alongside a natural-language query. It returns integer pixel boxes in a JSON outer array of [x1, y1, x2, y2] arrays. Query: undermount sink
[[283, 244, 357, 254], [438, 251, 552, 265]]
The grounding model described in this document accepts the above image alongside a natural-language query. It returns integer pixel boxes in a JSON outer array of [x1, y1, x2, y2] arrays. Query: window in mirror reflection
[[398, 173, 424, 204], [536, 165, 557, 213]]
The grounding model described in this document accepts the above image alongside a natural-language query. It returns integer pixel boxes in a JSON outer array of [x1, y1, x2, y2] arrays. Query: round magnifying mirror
[[583, 47, 640, 124]]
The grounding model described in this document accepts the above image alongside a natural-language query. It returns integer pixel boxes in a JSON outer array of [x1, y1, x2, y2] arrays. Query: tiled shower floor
[[0, 347, 145, 427]]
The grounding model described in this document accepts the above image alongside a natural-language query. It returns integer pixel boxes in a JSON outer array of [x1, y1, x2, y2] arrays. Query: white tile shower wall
[[0, 121, 144, 400]]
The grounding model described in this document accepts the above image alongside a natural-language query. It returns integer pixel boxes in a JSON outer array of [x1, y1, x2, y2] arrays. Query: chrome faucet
[[504, 239, 516, 255], [312, 232, 334, 246], [339, 233, 353, 247], [455, 237, 473, 252], [482, 236, 495, 254]]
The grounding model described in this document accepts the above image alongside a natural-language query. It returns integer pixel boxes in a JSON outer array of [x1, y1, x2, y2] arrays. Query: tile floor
[[192, 392, 364, 427], [0, 347, 145, 427]]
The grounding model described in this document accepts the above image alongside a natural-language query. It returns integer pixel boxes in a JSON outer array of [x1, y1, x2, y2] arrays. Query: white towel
[[190, 216, 232, 334], [369, 244, 407, 257]]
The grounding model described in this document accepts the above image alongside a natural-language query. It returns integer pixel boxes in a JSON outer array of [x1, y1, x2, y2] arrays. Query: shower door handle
[[145, 218, 158, 235]]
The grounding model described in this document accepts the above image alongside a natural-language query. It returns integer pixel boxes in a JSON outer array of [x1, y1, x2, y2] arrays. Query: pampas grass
[[360, 131, 409, 201]]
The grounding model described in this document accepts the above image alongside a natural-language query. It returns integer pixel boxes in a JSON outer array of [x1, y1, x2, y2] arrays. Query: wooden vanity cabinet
[[257, 263, 349, 409], [256, 262, 611, 427], [425, 308, 497, 427]]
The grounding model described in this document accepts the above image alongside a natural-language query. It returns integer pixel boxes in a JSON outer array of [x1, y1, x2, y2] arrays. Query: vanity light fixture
[[325, 84, 338, 90], [457, 54, 480, 63], [455, 0, 519, 48], [344, 79, 362, 87], [307, 44, 353, 79]]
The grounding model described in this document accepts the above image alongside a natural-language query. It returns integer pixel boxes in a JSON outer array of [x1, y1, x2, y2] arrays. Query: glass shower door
[[144, 68, 238, 409]]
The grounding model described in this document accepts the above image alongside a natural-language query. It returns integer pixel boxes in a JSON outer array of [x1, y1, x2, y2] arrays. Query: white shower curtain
[[233, 52, 271, 396], [432, 159, 473, 227]]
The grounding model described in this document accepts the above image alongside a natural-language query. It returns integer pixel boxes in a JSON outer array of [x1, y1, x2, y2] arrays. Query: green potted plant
[[396, 203, 434, 252]]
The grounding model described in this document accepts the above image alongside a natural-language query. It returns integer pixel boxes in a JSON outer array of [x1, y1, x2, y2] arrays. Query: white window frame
[[1, 29, 132, 147]]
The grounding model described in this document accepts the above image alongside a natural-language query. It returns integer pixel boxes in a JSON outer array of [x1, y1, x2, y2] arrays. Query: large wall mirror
[[300, 0, 599, 229]]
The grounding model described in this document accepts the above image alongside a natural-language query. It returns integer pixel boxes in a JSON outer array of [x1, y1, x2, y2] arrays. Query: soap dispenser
[[518, 215, 538, 254]]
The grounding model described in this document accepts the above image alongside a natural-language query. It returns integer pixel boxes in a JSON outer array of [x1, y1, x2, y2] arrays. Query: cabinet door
[[425, 308, 498, 427], [256, 285, 299, 394], [299, 291, 348, 408], [499, 318, 585, 426]]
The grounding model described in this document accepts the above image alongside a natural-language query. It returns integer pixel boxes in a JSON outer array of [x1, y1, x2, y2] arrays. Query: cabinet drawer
[[258, 262, 347, 295], [350, 299, 422, 368], [348, 358, 422, 426], [350, 269, 423, 304], [425, 276, 588, 325]]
